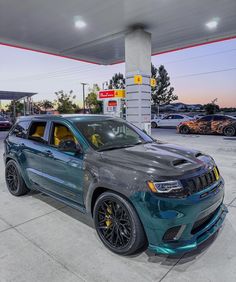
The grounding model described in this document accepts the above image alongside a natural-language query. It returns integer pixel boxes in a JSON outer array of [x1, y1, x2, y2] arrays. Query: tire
[[5, 160, 29, 196], [151, 121, 157, 128], [93, 191, 147, 256], [223, 126, 235, 137], [179, 125, 190, 134]]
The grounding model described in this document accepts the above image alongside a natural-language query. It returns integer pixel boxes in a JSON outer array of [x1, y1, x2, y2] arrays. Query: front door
[[39, 122, 84, 205]]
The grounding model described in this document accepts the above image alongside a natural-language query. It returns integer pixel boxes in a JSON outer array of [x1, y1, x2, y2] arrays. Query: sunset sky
[[0, 38, 235, 107]]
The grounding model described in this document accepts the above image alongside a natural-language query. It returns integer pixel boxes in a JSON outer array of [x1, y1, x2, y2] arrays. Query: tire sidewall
[[93, 192, 145, 256], [224, 126, 235, 136], [151, 122, 157, 128], [5, 160, 25, 196], [180, 125, 190, 134]]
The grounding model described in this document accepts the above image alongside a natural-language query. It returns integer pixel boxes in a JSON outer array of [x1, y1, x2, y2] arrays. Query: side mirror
[[58, 139, 82, 154]]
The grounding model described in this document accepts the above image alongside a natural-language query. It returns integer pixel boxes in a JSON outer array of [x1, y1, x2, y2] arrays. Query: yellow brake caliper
[[105, 206, 113, 227]]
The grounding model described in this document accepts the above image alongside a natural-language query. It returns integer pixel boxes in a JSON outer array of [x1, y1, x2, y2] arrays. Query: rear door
[[39, 121, 84, 205], [211, 115, 227, 134], [14, 120, 49, 187]]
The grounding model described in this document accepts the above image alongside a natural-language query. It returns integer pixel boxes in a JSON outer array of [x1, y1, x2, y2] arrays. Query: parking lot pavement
[[0, 129, 236, 282]]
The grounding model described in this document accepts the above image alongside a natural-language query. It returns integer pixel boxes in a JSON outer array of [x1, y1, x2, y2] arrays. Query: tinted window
[[163, 115, 173, 120], [213, 116, 227, 121], [172, 115, 184, 119], [28, 121, 47, 143], [199, 116, 212, 122], [11, 121, 30, 138], [49, 123, 76, 147]]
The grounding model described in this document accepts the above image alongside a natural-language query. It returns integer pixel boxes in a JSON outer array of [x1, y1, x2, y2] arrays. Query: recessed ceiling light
[[205, 18, 219, 30], [74, 16, 86, 29], [75, 20, 86, 29]]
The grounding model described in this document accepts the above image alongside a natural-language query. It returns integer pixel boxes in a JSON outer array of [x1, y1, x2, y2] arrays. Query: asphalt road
[[0, 128, 236, 282]]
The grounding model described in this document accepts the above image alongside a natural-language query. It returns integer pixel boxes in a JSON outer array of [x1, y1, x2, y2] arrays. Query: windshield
[[75, 118, 153, 151]]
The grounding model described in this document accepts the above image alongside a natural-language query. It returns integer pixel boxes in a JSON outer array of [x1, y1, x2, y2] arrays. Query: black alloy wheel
[[94, 192, 147, 256], [5, 160, 29, 196], [180, 125, 190, 134], [151, 122, 157, 128], [223, 126, 235, 137]]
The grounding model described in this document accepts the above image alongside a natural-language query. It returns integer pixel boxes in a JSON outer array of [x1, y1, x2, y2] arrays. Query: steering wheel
[[116, 132, 126, 137]]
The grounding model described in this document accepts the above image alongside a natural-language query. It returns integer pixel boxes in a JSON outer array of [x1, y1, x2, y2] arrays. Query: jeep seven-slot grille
[[185, 168, 219, 195]]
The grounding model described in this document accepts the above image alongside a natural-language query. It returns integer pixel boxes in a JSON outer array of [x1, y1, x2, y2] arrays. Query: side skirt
[[32, 184, 87, 214]]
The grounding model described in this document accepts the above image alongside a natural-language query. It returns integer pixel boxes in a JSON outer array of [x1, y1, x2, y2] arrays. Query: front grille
[[191, 206, 220, 234], [184, 168, 219, 195]]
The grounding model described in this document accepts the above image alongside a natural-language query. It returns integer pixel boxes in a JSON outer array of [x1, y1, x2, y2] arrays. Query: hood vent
[[172, 159, 189, 167], [195, 152, 203, 158]]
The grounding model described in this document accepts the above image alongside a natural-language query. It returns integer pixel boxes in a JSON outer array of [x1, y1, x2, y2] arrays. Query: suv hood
[[100, 142, 211, 178]]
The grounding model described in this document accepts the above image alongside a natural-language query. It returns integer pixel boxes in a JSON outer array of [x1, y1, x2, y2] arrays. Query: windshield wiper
[[97, 144, 136, 152]]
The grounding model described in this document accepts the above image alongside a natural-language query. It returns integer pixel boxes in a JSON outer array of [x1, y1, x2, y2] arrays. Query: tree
[[55, 90, 77, 114], [6, 101, 24, 115], [37, 100, 54, 112], [108, 73, 125, 89], [204, 103, 220, 115], [85, 84, 103, 114], [151, 64, 178, 107]]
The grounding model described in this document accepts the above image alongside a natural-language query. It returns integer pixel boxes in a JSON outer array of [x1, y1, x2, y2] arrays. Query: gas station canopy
[[0, 0, 236, 65], [0, 91, 37, 101]]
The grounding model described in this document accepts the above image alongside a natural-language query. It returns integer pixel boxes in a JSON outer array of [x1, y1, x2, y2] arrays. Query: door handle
[[44, 150, 54, 158], [67, 159, 82, 168]]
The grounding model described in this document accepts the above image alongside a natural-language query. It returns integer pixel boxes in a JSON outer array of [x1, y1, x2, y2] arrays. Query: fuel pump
[[98, 89, 125, 118]]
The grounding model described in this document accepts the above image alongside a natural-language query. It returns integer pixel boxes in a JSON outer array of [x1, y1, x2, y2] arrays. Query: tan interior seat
[[54, 125, 75, 146], [31, 125, 45, 138]]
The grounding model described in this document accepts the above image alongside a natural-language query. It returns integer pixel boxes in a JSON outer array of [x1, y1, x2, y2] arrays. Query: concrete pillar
[[13, 100, 16, 122], [125, 28, 151, 134], [26, 97, 30, 115]]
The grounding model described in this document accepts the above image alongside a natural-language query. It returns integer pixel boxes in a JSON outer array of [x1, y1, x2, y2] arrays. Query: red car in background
[[177, 115, 236, 136], [0, 116, 12, 131]]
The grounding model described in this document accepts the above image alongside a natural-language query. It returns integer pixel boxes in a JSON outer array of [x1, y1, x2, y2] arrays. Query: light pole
[[81, 83, 88, 114]]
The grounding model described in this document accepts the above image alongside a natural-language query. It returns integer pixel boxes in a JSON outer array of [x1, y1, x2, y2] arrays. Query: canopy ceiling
[[0, 0, 236, 64]]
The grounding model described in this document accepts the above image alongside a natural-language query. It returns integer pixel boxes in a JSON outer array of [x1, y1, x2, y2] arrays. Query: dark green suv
[[4, 115, 227, 255]]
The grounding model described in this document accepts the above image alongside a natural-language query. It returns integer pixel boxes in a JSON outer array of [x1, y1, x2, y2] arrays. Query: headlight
[[147, 180, 184, 194]]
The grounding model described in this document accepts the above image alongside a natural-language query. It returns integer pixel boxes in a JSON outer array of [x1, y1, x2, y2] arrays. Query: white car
[[151, 114, 192, 128]]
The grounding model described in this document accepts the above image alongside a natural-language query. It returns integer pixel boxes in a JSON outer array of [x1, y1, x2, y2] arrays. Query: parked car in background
[[177, 115, 236, 136], [152, 114, 192, 128], [0, 116, 12, 130]]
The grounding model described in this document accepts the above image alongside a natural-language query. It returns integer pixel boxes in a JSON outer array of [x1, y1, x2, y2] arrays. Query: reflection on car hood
[[100, 142, 210, 178]]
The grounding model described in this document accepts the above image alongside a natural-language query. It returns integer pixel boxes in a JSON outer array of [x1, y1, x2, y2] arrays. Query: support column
[[125, 28, 151, 134], [26, 97, 30, 115], [13, 100, 16, 122]]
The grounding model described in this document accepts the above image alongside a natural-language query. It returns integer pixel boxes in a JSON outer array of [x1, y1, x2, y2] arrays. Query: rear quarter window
[[28, 121, 47, 143]]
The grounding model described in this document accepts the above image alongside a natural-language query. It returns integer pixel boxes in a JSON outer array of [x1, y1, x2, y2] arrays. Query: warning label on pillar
[[134, 75, 142, 85], [150, 78, 156, 87]]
